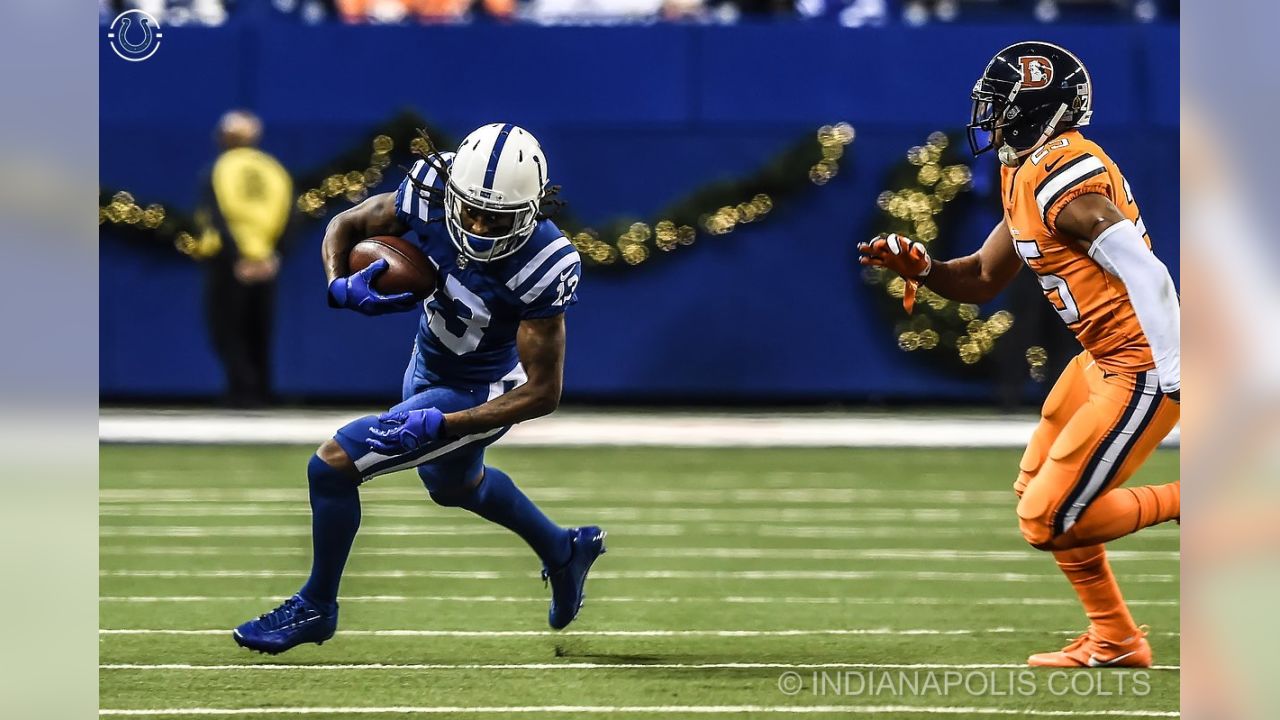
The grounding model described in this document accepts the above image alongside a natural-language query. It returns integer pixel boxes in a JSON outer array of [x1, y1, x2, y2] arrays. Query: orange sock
[[1065, 481, 1180, 547], [1053, 545, 1139, 643]]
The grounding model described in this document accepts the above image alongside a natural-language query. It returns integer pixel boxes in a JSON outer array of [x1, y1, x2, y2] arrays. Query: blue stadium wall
[[100, 21, 1178, 402]]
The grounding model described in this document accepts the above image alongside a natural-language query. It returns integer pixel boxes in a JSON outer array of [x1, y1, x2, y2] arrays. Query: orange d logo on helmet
[[1018, 56, 1054, 90]]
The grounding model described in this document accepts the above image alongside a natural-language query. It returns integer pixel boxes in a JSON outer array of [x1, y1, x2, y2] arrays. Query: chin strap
[[999, 103, 1071, 167]]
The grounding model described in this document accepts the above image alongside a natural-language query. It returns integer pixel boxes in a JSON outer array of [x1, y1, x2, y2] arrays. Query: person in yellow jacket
[[192, 110, 293, 407]]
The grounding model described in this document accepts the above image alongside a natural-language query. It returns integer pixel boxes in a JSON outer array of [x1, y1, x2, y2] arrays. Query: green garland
[[863, 131, 1018, 372], [99, 113, 854, 270]]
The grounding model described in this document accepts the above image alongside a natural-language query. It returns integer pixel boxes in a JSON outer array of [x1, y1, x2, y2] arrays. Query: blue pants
[[299, 352, 569, 609], [331, 349, 527, 494]]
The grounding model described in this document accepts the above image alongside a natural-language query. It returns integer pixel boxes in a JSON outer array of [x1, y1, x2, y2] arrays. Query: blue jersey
[[393, 155, 581, 387]]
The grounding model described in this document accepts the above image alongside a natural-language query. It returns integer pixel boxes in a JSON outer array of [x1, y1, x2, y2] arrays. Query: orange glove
[[858, 233, 933, 314]]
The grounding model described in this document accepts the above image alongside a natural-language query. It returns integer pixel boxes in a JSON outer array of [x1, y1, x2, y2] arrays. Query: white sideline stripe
[[100, 569, 1177, 582], [98, 409, 1181, 448], [99, 628, 1180, 638], [96, 546, 1179, 562], [98, 706, 1181, 717], [100, 661, 1181, 671], [97, 595, 1179, 607]]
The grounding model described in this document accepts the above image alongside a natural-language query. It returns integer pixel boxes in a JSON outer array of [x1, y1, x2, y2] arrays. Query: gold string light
[[868, 132, 1024, 366], [1026, 345, 1049, 381], [297, 135, 396, 216], [100, 191, 166, 230], [105, 122, 852, 273], [570, 123, 846, 267], [810, 123, 856, 185]]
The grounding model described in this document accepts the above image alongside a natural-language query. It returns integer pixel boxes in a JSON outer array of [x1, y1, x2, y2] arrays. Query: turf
[[100, 445, 1180, 718]]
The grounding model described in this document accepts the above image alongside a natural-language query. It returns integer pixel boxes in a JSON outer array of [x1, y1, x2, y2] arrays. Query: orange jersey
[[1000, 130, 1155, 374]]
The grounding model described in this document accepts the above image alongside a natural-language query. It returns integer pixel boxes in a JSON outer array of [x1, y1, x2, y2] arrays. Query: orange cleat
[[1027, 626, 1152, 668]]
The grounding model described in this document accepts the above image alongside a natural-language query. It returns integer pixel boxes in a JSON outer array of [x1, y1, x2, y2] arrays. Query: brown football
[[349, 235, 437, 298]]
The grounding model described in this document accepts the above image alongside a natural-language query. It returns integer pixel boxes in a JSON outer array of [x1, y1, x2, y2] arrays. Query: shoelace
[[258, 596, 306, 629]]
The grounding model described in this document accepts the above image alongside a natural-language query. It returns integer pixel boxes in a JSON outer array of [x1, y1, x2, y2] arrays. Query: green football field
[[100, 444, 1180, 718]]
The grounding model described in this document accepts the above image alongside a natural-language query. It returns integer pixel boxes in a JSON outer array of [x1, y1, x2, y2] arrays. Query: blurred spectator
[[263, 0, 1171, 22], [522, 0, 671, 23], [797, 0, 889, 26], [188, 111, 293, 407], [334, 0, 516, 22], [100, 0, 233, 25], [522, 0, 795, 24]]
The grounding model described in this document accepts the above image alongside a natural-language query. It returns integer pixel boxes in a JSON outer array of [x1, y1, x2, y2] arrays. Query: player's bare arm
[[321, 192, 418, 314], [858, 221, 1023, 304], [321, 191, 409, 283], [444, 314, 566, 437], [914, 221, 1023, 303], [1053, 192, 1129, 243], [1057, 192, 1182, 398]]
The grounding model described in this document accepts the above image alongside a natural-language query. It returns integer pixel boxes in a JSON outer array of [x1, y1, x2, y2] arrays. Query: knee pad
[[332, 414, 381, 463], [1013, 470, 1032, 499], [1018, 515, 1056, 550], [1016, 490, 1057, 549], [418, 454, 484, 506], [308, 453, 358, 495]]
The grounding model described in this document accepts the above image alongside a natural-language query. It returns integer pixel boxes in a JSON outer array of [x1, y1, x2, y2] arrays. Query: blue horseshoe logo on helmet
[[107, 10, 163, 62]]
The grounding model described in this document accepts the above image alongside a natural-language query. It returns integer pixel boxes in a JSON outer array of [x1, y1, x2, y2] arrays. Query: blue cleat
[[543, 526, 607, 630], [232, 594, 337, 655]]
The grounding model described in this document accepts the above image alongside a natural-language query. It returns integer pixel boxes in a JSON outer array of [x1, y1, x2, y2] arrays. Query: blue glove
[[328, 258, 418, 315], [368, 408, 447, 454]]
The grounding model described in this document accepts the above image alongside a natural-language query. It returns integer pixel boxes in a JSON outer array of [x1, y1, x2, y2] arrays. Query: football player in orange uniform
[[859, 42, 1181, 668]]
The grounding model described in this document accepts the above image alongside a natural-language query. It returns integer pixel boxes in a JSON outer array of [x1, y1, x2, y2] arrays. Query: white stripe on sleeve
[[520, 251, 581, 304], [399, 160, 426, 217], [1034, 155, 1106, 218], [506, 236, 572, 291]]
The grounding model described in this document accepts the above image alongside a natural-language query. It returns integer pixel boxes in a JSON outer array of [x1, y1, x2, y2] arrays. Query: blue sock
[[299, 454, 361, 611], [454, 466, 571, 568]]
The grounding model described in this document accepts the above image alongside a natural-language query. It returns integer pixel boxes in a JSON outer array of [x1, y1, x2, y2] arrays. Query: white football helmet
[[445, 123, 548, 262]]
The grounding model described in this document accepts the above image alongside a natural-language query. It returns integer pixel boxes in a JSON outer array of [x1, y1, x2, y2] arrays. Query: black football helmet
[[967, 41, 1093, 165]]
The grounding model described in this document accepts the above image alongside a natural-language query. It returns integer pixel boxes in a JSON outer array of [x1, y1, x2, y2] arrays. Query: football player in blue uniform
[[233, 123, 607, 655]]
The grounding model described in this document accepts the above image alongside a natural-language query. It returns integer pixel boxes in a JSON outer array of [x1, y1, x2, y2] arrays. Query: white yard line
[[99, 525, 1053, 539], [97, 594, 1179, 607], [99, 487, 1016, 505], [98, 524, 685, 538], [96, 546, 1179, 561], [97, 705, 1181, 717], [98, 628, 1180, 638], [98, 525, 1180, 540], [99, 661, 1182, 671], [99, 409, 1181, 449], [100, 507, 1020, 522], [99, 569, 1178, 582]]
